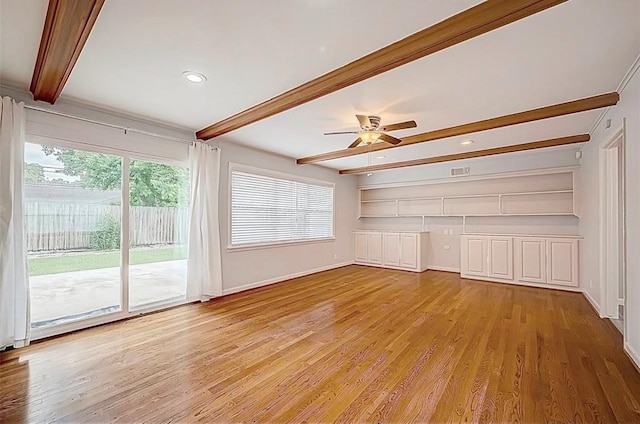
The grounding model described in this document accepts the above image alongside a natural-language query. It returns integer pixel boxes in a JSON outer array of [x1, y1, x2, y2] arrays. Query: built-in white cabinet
[[369, 232, 383, 264], [399, 234, 419, 269], [355, 231, 384, 264], [354, 232, 368, 263], [461, 234, 580, 290], [383, 233, 401, 267], [488, 237, 513, 280], [546, 238, 579, 286], [515, 237, 546, 284], [461, 236, 488, 277], [354, 231, 428, 272]]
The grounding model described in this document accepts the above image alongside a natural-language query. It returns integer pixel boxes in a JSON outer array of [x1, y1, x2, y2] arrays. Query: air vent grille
[[450, 166, 470, 177]]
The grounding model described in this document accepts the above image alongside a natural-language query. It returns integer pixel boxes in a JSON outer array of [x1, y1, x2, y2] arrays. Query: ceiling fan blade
[[380, 120, 417, 132], [378, 133, 402, 145], [356, 114, 372, 128], [348, 138, 363, 148], [323, 131, 359, 136]]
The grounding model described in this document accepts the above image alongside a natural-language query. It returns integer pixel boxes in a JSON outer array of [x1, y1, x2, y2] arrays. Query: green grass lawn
[[28, 246, 188, 277]]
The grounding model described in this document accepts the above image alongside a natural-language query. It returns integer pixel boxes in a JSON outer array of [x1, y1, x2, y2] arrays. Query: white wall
[[1, 84, 195, 149], [579, 56, 640, 367], [358, 147, 581, 186], [214, 139, 359, 292]]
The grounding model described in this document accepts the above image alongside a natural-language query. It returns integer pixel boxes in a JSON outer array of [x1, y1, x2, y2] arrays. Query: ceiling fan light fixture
[[359, 131, 381, 144]]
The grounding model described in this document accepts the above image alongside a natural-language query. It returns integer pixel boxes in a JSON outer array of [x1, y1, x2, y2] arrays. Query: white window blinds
[[231, 169, 334, 247]]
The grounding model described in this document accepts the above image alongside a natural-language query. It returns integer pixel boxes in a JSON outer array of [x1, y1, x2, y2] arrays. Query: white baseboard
[[624, 342, 640, 373], [353, 261, 427, 273], [428, 265, 460, 273], [582, 290, 602, 317], [221, 261, 353, 296], [460, 274, 582, 293]]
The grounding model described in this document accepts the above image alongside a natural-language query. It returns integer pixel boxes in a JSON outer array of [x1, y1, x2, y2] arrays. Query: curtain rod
[[23, 104, 197, 145]]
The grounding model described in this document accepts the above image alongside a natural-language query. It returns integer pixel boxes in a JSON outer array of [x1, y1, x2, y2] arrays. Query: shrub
[[90, 215, 121, 250]]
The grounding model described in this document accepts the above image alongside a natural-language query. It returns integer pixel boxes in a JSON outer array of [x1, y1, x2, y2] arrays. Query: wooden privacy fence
[[25, 202, 189, 252]]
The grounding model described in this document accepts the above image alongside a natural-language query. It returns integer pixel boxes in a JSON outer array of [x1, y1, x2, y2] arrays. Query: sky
[[25, 142, 78, 182]]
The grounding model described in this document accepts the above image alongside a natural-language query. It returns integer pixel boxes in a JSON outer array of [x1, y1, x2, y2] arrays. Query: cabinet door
[[383, 233, 401, 267], [461, 236, 488, 277], [354, 232, 368, 263], [399, 233, 418, 269], [547, 239, 579, 287], [367, 232, 383, 264], [515, 238, 546, 283], [488, 237, 513, 280]]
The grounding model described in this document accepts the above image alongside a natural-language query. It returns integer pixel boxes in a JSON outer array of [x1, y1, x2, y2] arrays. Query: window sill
[[227, 237, 336, 252]]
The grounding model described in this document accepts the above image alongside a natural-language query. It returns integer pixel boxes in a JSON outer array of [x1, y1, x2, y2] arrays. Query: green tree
[[24, 163, 45, 183], [42, 146, 189, 207]]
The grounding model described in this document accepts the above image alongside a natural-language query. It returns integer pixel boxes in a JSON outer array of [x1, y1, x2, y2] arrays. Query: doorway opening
[[599, 125, 625, 332]]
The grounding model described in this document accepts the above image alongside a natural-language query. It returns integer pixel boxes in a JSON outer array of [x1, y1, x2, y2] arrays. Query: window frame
[[227, 163, 336, 251]]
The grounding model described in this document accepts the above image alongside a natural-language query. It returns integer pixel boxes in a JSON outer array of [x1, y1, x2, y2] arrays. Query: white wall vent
[[450, 166, 470, 177]]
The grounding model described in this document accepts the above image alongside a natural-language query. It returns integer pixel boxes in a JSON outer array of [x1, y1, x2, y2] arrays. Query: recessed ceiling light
[[366, 172, 373, 177], [183, 71, 207, 83], [461, 139, 474, 145], [376, 155, 386, 159]]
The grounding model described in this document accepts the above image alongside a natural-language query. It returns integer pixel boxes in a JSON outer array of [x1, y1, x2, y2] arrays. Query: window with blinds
[[230, 168, 334, 247]]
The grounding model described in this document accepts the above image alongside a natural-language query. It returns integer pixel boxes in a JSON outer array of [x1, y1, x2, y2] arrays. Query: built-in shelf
[[358, 168, 579, 218]]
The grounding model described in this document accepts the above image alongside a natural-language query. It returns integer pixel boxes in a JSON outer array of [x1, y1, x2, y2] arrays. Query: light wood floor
[[2, 265, 640, 423]]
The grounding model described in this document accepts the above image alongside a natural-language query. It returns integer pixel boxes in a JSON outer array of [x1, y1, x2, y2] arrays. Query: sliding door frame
[[126, 153, 190, 312], [28, 139, 190, 341]]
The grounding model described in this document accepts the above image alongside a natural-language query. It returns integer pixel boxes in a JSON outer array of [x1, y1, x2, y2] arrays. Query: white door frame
[[599, 124, 626, 319]]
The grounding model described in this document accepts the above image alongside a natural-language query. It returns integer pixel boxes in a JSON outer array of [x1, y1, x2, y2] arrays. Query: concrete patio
[[30, 260, 187, 325]]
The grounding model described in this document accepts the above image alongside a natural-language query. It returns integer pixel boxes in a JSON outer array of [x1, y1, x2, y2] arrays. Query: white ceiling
[[0, 0, 48, 86], [1, 0, 639, 171]]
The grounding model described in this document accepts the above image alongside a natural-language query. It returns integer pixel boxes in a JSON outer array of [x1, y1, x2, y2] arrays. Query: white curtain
[[0, 97, 30, 349], [187, 142, 223, 300]]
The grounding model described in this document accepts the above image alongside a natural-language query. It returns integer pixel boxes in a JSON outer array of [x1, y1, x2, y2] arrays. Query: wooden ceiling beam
[[338, 134, 589, 175], [30, 0, 105, 104], [196, 0, 567, 140], [298, 93, 618, 164]]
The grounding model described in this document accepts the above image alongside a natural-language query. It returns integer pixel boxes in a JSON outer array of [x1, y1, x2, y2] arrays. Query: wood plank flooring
[[1, 265, 640, 423]]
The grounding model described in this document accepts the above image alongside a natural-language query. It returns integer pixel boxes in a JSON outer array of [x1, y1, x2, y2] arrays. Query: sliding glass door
[[24, 142, 189, 333], [25, 143, 124, 328], [128, 159, 189, 310]]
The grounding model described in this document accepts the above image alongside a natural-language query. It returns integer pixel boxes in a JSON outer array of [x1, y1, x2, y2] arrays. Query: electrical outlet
[[333, 254, 338, 260]]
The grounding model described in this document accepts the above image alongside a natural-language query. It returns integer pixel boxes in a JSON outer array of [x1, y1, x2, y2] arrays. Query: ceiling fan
[[324, 115, 417, 148]]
